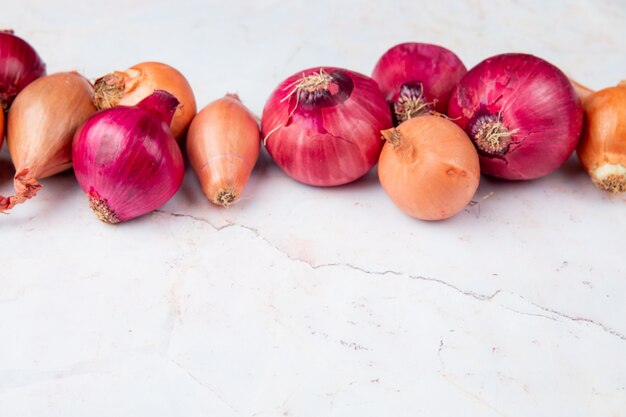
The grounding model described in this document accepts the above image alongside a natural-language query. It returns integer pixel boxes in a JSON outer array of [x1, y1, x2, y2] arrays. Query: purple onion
[[72, 90, 184, 224], [0, 30, 46, 109], [448, 53, 583, 180]]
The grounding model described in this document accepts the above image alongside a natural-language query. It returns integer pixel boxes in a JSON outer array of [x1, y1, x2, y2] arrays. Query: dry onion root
[[378, 115, 480, 221], [0, 72, 96, 211], [93, 61, 196, 141], [187, 94, 260, 206], [577, 81, 626, 193]]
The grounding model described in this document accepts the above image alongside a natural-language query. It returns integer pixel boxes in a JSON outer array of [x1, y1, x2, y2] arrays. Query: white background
[[1, 1, 625, 416]]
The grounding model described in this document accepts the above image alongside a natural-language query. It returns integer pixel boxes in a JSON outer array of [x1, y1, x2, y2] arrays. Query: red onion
[[0, 30, 46, 109], [73, 90, 184, 224], [372, 42, 466, 124], [448, 53, 583, 180], [261, 67, 392, 186]]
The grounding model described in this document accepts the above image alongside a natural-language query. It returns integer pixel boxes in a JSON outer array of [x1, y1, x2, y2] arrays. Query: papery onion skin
[[187, 94, 260, 206], [93, 62, 196, 141], [570, 79, 594, 101], [448, 53, 583, 180], [372, 42, 466, 124], [262, 67, 392, 186], [0, 72, 95, 211], [0, 30, 46, 109], [378, 115, 480, 221], [577, 83, 626, 193], [73, 90, 184, 224]]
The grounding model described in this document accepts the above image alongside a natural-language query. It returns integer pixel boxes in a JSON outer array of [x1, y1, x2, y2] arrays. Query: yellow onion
[[0, 72, 96, 211], [93, 62, 196, 141], [378, 115, 480, 220], [577, 82, 626, 193], [187, 94, 260, 206]]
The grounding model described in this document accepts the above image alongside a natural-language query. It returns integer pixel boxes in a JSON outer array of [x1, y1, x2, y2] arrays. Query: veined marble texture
[[1, 0, 625, 416]]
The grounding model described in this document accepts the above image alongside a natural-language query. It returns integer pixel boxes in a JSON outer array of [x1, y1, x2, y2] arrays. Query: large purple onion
[[448, 53, 583, 180]]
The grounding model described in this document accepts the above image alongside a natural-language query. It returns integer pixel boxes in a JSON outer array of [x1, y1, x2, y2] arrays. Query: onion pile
[[0, 36, 622, 222]]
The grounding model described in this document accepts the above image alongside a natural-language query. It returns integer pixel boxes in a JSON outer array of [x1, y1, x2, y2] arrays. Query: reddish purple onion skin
[[0, 30, 46, 109], [262, 67, 392, 186], [372, 42, 466, 124], [72, 90, 184, 224], [448, 53, 583, 180]]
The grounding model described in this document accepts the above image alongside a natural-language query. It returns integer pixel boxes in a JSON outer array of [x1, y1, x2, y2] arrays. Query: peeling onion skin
[[187, 94, 260, 206], [262, 67, 392, 186], [0, 72, 96, 211], [378, 116, 480, 221], [0, 30, 46, 109], [577, 83, 626, 194], [93, 62, 196, 141], [448, 53, 583, 180], [372, 42, 467, 124], [73, 91, 184, 224]]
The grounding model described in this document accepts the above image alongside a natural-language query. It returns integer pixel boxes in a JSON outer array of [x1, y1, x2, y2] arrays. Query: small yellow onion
[[577, 81, 626, 193], [93, 62, 196, 140], [0, 71, 96, 211], [187, 94, 260, 206], [378, 115, 480, 220]]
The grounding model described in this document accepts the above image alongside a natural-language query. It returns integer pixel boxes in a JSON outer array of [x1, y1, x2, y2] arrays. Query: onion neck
[[89, 194, 120, 224], [137, 90, 180, 125], [381, 128, 402, 148], [468, 113, 515, 156], [592, 163, 626, 194], [570, 78, 594, 101], [393, 82, 431, 124]]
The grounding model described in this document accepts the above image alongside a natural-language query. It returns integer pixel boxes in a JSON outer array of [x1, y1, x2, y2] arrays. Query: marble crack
[[153, 210, 236, 231], [523, 297, 626, 341], [169, 359, 239, 413], [153, 209, 625, 343], [153, 210, 503, 300]]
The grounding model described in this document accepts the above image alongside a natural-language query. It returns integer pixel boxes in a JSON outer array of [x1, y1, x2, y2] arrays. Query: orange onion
[[93, 61, 196, 140], [378, 115, 480, 220], [187, 94, 260, 206], [577, 82, 626, 193], [0, 72, 96, 211]]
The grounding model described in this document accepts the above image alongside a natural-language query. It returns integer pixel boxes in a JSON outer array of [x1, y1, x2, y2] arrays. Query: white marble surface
[[1, 0, 626, 415]]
